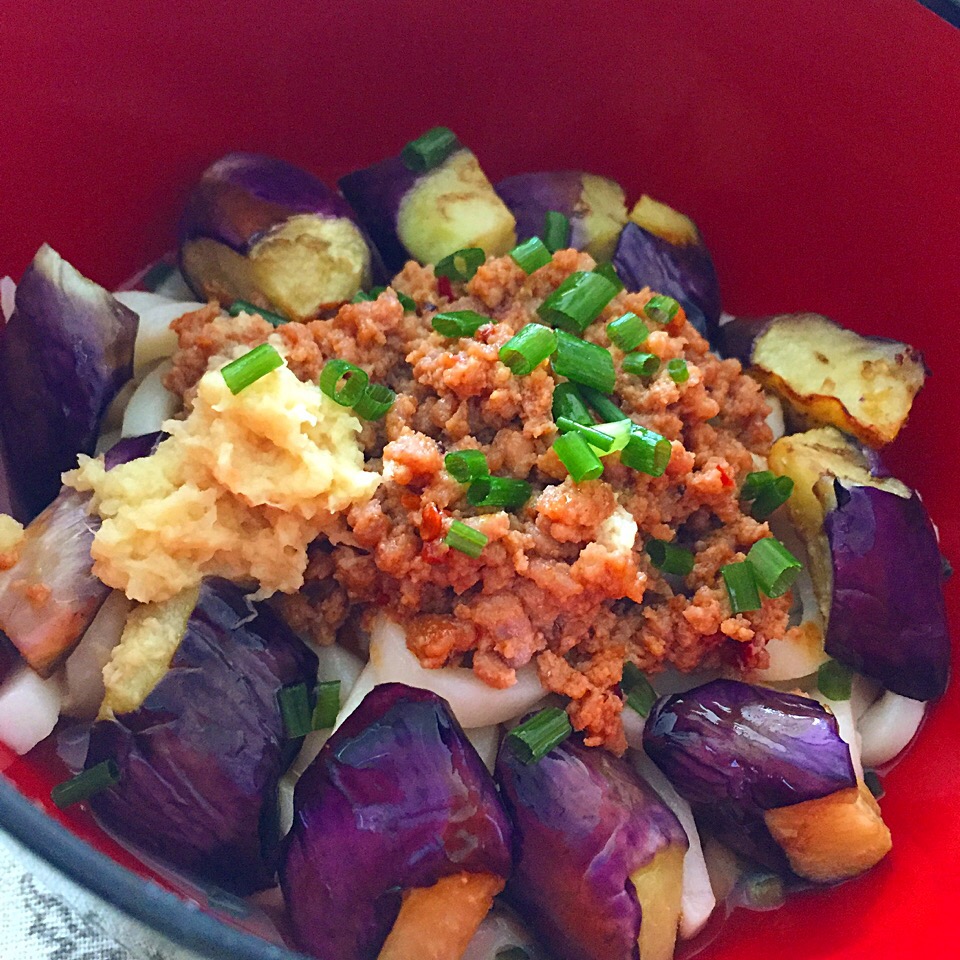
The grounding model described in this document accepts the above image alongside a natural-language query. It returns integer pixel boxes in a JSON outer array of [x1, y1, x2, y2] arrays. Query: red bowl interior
[[2, 1, 960, 958]]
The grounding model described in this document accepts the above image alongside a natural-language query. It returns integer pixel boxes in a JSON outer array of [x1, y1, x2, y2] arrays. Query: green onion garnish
[[643, 294, 681, 325], [434, 247, 485, 283], [646, 539, 695, 576], [494, 949, 530, 960], [278, 682, 312, 739], [312, 680, 341, 730], [552, 381, 593, 425], [352, 382, 396, 420], [741, 471, 776, 499], [622, 352, 661, 378], [721, 561, 762, 613], [552, 330, 616, 394], [620, 426, 672, 477], [552, 430, 604, 483], [537, 271, 619, 334], [445, 449, 489, 483], [863, 770, 885, 800], [607, 312, 649, 352], [556, 416, 616, 453], [579, 385, 627, 424], [593, 261, 625, 293], [432, 309, 493, 338], [467, 476, 533, 510], [228, 300, 290, 328], [667, 358, 690, 383], [396, 291, 417, 312], [221, 343, 283, 395], [51, 760, 121, 809], [499, 323, 558, 376], [507, 707, 572, 764], [588, 419, 633, 455], [318, 358, 369, 407], [621, 662, 658, 717], [351, 287, 416, 313], [400, 126, 460, 172], [817, 659, 853, 701], [746, 537, 802, 598], [510, 237, 553, 274], [542, 210, 571, 253], [444, 520, 489, 558], [741, 472, 794, 522]]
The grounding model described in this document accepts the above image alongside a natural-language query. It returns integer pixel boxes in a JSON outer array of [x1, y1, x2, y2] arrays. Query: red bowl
[[2, 1, 959, 958]]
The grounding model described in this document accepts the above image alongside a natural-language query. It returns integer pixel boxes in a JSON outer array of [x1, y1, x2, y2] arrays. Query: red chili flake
[[419, 503, 443, 541], [718, 464, 735, 488], [436, 275, 454, 300], [666, 304, 688, 335]]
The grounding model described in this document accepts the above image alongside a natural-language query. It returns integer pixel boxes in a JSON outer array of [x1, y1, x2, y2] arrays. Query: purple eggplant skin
[[0, 244, 138, 519], [0, 435, 28, 523], [612, 221, 721, 339], [85, 578, 317, 895], [102, 431, 164, 470], [281, 683, 512, 960], [824, 480, 950, 701], [495, 734, 687, 960]]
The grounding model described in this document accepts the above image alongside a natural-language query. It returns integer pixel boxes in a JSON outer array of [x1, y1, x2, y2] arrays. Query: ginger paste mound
[[164, 251, 787, 751], [66, 346, 379, 603]]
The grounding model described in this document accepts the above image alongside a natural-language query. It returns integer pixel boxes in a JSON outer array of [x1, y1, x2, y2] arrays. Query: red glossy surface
[[1, 1, 959, 958]]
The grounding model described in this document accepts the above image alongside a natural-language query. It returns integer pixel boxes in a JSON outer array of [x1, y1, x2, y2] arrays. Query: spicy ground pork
[[164, 248, 788, 751]]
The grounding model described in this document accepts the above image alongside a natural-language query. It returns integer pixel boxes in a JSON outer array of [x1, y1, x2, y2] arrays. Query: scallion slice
[[646, 539, 695, 576], [552, 430, 604, 483], [643, 294, 681, 325], [510, 236, 553, 274], [537, 271, 619, 334], [552, 330, 616, 394], [721, 561, 762, 613], [467, 476, 533, 509], [556, 416, 616, 453], [319, 358, 369, 407], [578, 384, 625, 424], [432, 309, 492, 338], [593, 261, 625, 293], [312, 680, 341, 730], [542, 210, 571, 253], [400, 126, 460, 172], [228, 299, 290, 328], [506, 706, 572, 764], [395, 291, 417, 313], [588, 419, 633, 455], [434, 247, 485, 283], [351, 287, 385, 303], [445, 449, 489, 483], [607, 312, 649, 352], [623, 351, 660, 378], [278, 682, 312, 739], [746, 537, 802, 597], [667, 358, 690, 383], [221, 343, 283, 395], [620, 426, 672, 477], [749, 476, 794, 521], [444, 520, 488, 558], [741, 471, 776, 499], [817, 659, 853, 701], [552, 381, 593, 425], [499, 323, 558, 376], [51, 760, 120, 809], [352, 382, 396, 420], [621, 662, 658, 717]]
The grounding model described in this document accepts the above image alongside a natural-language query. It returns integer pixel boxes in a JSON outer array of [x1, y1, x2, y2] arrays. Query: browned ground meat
[[165, 249, 788, 751]]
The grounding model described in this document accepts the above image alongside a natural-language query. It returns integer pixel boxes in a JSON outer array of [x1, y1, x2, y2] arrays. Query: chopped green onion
[[721, 561, 762, 613], [863, 770, 885, 800], [537, 271, 619, 334], [620, 426, 672, 477], [434, 247, 485, 283], [351, 287, 384, 303], [506, 707, 572, 764], [352, 382, 396, 420], [494, 949, 530, 960], [667, 358, 690, 383], [221, 343, 283, 395], [556, 416, 616, 453], [542, 210, 571, 253], [593, 261, 624, 293], [312, 680, 341, 730], [228, 300, 289, 328], [588, 419, 633, 455], [318, 358, 369, 407], [817, 659, 853, 701], [467, 476, 533, 509], [395, 291, 417, 312], [51, 760, 120, 809], [607, 312, 649, 352], [552, 381, 593, 425], [746, 537, 802, 598], [750, 476, 794, 521], [741, 471, 776, 499], [445, 450, 489, 483], [499, 323, 558, 375], [552, 330, 616, 394], [510, 236, 553, 274], [142, 260, 175, 292], [643, 294, 681, 325], [623, 351, 661, 377], [646, 539, 695, 576], [400, 126, 460, 172], [432, 309, 492, 338], [278, 683, 312, 739], [553, 430, 604, 483], [444, 520, 488, 558], [622, 662, 658, 717], [580, 385, 628, 424]]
